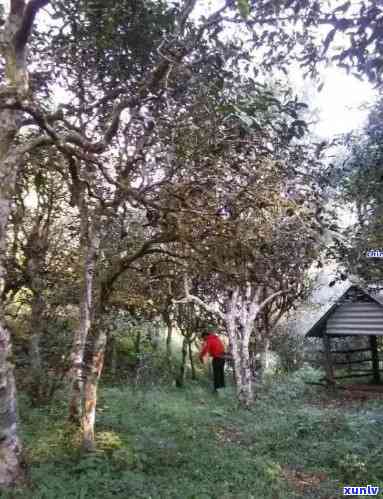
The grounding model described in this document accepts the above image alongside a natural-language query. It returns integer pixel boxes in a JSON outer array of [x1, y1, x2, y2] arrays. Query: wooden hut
[[305, 285, 383, 384]]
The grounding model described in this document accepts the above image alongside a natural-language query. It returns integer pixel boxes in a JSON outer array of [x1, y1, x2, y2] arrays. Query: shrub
[[271, 330, 307, 373]]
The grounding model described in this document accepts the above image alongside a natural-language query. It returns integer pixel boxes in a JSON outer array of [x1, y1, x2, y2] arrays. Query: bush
[[271, 331, 307, 372], [258, 366, 323, 404]]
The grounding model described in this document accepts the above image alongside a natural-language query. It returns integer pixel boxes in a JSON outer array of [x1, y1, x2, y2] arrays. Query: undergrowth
[[4, 367, 383, 498]]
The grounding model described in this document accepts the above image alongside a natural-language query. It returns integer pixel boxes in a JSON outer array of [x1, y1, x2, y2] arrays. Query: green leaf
[[236, 0, 250, 19]]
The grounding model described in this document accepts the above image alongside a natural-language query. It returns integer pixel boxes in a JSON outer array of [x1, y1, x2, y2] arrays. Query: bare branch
[[177, 0, 198, 35], [18, 135, 53, 154], [194, 1, 232, 41], [101, 235, 178, 303], [256, 289, 292, 318], [102, 97, 139, 147], [173, 276, 225, 320], [15, 0, 50, 53]]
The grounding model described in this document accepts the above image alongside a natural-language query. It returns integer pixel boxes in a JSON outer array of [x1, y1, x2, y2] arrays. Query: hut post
[[370, 335, 380, 384], [323, 334, 335, 385]]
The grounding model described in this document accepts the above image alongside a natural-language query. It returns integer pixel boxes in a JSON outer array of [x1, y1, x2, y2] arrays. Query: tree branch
[[18, 135, 53, 154], [173, 276, 225, 320], [257, 289, 291, 317], [15, 0, 50, 53], [177, 0, 198, 35], [100, 235, 178, 304], [10, 0, 25, 16]]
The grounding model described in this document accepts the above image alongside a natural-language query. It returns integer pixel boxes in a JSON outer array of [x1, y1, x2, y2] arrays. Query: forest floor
[[5, 368, 383, 499]]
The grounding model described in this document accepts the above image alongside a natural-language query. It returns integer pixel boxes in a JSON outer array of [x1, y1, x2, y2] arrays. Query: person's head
[[201, 324, 216, 339]]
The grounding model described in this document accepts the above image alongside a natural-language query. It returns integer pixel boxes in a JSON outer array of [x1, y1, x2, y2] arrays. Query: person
[[199, 325, 225, 393]]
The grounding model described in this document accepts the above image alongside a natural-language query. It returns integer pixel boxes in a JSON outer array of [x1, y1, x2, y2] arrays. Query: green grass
[[5, 369, 383, 498]]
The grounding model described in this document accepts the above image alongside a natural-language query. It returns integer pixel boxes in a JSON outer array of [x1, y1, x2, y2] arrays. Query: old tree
[[0, 0, 381, 489], [0, 0, 51, 486], [170, 83, 327, 406]]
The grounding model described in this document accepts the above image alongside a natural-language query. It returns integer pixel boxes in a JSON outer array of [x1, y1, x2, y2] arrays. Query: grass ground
[[4, 367, 383, 499]]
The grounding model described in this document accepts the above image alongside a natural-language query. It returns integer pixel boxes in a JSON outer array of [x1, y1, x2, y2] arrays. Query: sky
[[313, 66, 376, 138], [193, 1, 377, 140]]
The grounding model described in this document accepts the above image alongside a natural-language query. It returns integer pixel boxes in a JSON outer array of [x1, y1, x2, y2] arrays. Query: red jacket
[[199, 334, 225, 360]]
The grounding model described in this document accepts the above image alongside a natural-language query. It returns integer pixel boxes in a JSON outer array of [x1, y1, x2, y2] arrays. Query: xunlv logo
[[343, 485, 379, 496]]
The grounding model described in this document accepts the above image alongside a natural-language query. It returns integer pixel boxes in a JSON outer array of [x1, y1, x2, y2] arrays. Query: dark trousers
[[212, 357, 225, 390]]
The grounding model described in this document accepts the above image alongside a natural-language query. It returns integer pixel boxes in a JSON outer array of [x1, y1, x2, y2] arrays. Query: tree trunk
[[239, 339, 253, 404], [228, 327, 253, 407], [166, 318, 174, 361], [0, 321, 23, 487], [164, 308, 175, 367], [177, 337, 188, 387], [248, 335, 257, 376], [149, 317, 161, 350], [0, 34, 23, 496], [258, 334, 271, 380], [263, 325, 271, 370], [69, 223, 99, 423], [188, 341, 196, 380], [82, 327, 107, 452], [0, 1, 49, 486]]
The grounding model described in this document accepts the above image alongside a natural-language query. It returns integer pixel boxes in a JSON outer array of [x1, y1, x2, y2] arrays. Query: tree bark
[[149, 317, 161, 350], [82, 327, 107, 452], [166, 320, 173, 360], [227, 325, 253, 407], [263, 336, 271, 371], [0, 321, 23, 488], [0, 101, 22, 494], [164, 307, 175, 365], [68, 220, 100, 423], [0, 0, 48, 485], [188, 341, 196, 380], [177, 337, 188, 387]]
